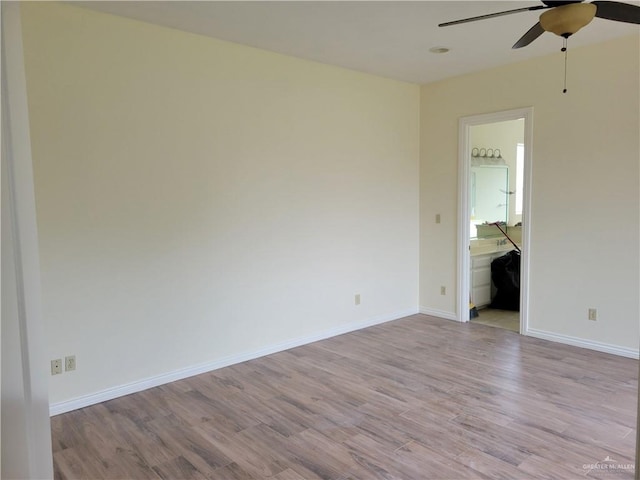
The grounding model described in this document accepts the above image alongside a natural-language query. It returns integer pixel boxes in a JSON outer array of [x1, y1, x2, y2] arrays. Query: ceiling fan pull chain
[[562, 37, 568, 94]]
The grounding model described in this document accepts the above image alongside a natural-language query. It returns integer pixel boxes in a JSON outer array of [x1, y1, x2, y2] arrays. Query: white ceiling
[[75, 1, 639, 84]]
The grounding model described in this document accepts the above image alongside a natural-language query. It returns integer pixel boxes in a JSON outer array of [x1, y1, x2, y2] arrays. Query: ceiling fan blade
[[592, 1, 640, 23], [512, 22, 546, 48], [439, 5, 548, 27]]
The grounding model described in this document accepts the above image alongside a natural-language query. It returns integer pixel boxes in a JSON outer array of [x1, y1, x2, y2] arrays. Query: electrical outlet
[[435, 214, 441, 224], [588, 308, 597, 321], [65, 355, 76, 372], [51, 359, 62, 375], [440, 286, 446, 295], [354, 294, 361, 305]]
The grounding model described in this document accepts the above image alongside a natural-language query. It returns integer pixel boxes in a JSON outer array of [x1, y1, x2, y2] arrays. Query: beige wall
[[20, 3, 420, 406], [420, 35, 640, 352], [19, 3, 639, 410]]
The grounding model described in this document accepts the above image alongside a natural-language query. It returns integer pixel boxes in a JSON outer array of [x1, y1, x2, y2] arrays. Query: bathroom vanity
[[470, 235, 520, 308]]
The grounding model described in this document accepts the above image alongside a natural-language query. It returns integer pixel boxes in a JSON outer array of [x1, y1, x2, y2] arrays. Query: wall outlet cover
[[51, 359, 62, 375], [65, 355, 76, 372]]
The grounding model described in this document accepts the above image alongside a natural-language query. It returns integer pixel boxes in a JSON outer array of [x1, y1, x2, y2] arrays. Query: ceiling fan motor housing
[[541, 0, 585, 6], [540, 3, 597, 37]]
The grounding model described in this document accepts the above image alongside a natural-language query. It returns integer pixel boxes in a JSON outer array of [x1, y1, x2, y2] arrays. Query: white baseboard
[[50, 308, 419, 416], [526, 328, 639, 359], [419, 306, 458, 322]]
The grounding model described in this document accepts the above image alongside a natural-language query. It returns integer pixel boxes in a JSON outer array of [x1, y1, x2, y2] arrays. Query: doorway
[[457, 108, 533, 333]]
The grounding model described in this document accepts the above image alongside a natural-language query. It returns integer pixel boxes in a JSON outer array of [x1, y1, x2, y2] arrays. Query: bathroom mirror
[[470, 165, 508, 238], [469, 119, 524, 239]]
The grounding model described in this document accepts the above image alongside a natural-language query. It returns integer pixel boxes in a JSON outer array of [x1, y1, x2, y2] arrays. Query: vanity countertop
[[470, 238, 520, 256]]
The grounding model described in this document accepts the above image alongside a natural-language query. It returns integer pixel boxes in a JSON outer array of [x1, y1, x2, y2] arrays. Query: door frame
[[457, 107, 533, 333], [1, 2, 54, 478]]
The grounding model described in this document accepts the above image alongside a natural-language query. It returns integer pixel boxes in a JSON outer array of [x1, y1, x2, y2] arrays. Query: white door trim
[[457, 107, 533, 335], [1, 3, 54, 478]]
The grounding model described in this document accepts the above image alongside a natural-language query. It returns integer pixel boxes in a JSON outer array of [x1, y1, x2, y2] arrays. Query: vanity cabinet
[[470, 252, 506, 308], [471, 254, 492, 308]]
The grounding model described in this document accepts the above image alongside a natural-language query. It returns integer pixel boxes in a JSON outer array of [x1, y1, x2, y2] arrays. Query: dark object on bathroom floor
[[490, 250, 520, 311], [470, 302, 479, 319]]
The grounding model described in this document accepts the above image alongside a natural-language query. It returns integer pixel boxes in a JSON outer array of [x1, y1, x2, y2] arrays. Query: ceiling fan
[[439, 1, 640, 49]]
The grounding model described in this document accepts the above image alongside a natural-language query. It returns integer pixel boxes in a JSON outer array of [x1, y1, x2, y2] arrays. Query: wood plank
[[50, 314, 638, 480]]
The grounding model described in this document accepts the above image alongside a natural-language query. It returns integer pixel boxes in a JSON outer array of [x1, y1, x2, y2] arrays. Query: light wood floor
[[51, 314, 638, 479]]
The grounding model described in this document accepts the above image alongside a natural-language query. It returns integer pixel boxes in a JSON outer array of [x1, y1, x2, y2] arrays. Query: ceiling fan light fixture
[[540, 3, 597, 37]]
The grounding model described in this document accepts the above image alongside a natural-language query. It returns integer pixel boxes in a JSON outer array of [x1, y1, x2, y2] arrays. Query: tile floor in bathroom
[[471, 307, 520, 332]]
